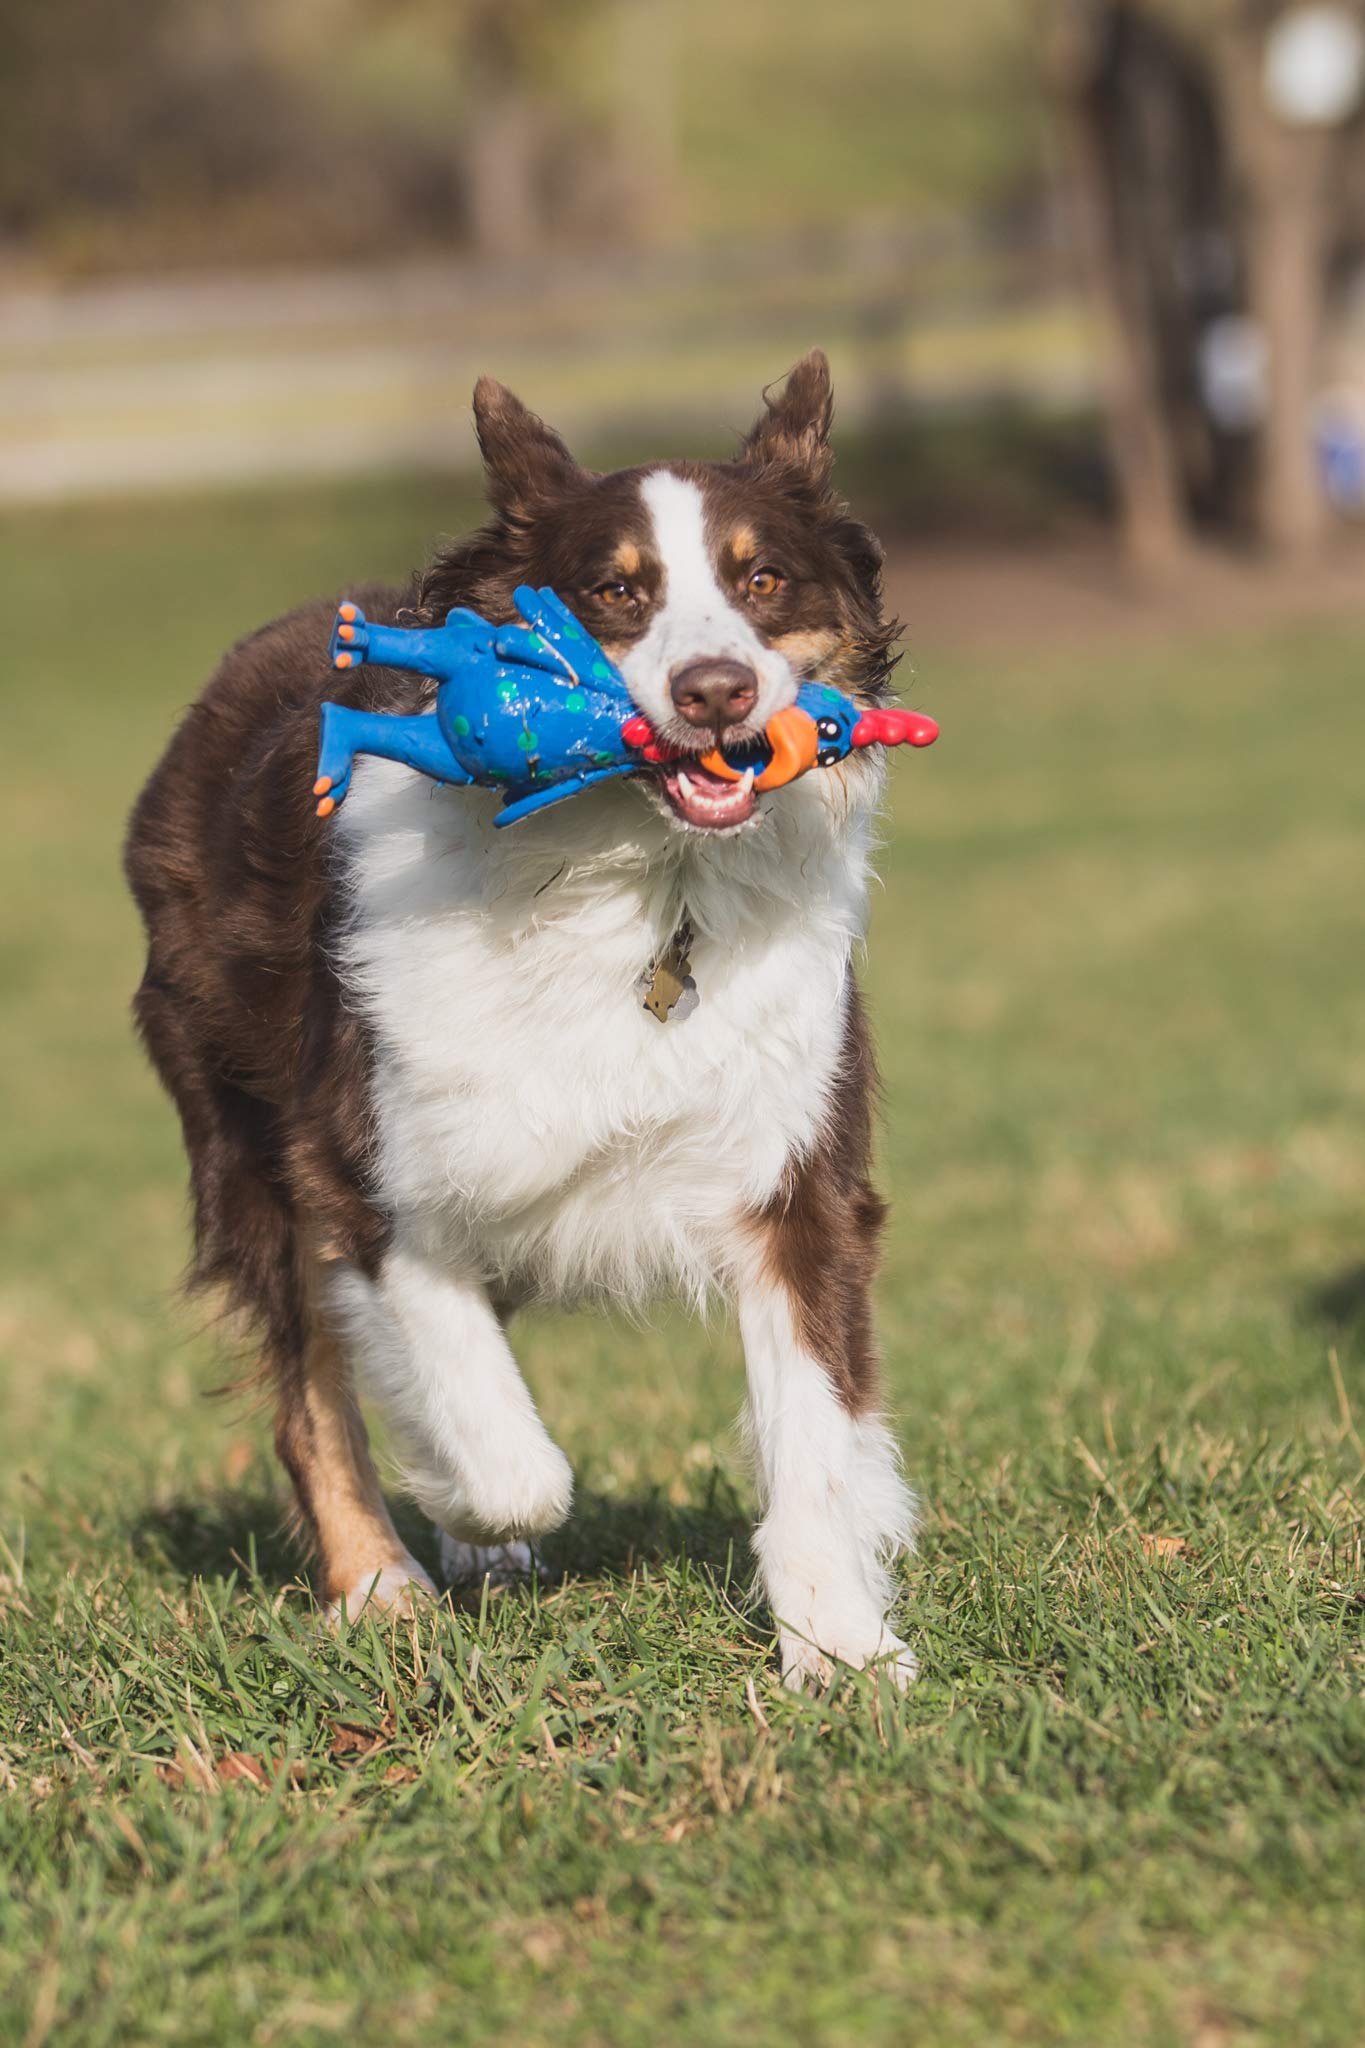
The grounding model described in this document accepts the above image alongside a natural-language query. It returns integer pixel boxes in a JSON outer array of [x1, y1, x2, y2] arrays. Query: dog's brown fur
[[754, 987, 888, 1416]]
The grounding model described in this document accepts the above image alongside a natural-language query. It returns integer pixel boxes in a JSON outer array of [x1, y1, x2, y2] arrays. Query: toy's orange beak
[[700, 707, 819, 791]]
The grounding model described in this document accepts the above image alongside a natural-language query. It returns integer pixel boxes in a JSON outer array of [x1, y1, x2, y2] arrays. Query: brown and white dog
[[125, 349, 918, 1688]]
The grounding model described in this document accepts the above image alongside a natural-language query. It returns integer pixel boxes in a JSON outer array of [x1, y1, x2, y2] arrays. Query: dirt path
[[888, 533, 1365, 657]]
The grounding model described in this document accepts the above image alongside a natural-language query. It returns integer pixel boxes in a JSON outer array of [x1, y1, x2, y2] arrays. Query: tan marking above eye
[[614, 542, 642, 578], [729, 524, 758, 561]]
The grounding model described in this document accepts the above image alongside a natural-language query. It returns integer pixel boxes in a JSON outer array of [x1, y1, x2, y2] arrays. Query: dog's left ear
[[473, 375, 583, 516], [742, 349, 835, 488]]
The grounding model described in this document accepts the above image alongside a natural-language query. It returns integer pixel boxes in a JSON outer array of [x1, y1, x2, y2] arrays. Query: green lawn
[[2, 480, 1364, 2046]]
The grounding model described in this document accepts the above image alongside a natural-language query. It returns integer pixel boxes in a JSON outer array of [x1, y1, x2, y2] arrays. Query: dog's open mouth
[[657, 759, 758, 830]]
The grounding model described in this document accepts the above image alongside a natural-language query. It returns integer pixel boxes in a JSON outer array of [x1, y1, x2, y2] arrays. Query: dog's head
[[417, 350, 898, 835]]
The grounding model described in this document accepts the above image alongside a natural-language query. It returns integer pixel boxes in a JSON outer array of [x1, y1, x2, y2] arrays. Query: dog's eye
[[594, 581, 632, 606], [746, 567, 785, 599]]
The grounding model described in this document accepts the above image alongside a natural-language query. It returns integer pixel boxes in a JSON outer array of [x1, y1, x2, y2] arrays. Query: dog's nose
[[669, 658, 759, 731]]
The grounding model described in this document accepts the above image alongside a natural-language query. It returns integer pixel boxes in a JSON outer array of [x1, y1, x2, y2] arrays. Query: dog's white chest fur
[[336, 757, 879, 1306]]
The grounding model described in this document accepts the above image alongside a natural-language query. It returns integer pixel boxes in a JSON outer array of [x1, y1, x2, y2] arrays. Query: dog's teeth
[[677, 771, 696, 801], [739, 768, 755, 797]]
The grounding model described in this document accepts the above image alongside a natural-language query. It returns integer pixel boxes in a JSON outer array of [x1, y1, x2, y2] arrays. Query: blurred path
[[0, 241, 1092, 503], [889, 536, 1365, 659]]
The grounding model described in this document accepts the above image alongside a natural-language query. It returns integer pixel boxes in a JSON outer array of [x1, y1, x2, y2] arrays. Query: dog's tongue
[[659, 760, 756, 830]]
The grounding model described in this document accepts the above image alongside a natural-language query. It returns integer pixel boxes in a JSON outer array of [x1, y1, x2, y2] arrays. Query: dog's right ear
[[473, 377, 582, 517], [742, 349, 835, 489]]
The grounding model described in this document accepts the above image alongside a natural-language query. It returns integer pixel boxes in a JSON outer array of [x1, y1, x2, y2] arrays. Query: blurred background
[[4, 2, 1365, 1581], [6, 0, 1365, 569], [5, 13, 1365, 2036]]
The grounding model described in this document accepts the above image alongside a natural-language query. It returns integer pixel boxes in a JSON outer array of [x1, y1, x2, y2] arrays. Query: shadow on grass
[[130, 1488, 304, 1592], [128, 1469, 752, 1599], [545, 1473, 750, 1585], [1304, 1264, 1365, 1341]]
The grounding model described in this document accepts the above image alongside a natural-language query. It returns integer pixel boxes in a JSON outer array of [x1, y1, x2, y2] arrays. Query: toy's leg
[[314, 704, 469, 814], [328, 1230, 574, 1546], [342, 617, 486, 682], [492, 764, 633, 827], [732, 1231, 917, 1693]]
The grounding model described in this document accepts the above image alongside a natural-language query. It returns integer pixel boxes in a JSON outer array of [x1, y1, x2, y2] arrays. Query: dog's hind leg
[[276, 1268, 437, 1622], [131, 969, 430, 1620], [328, 1230, 574, 1550]]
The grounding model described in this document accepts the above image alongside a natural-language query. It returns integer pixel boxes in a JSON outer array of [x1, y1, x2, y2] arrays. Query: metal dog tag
[[642, 917, 697, 1023]]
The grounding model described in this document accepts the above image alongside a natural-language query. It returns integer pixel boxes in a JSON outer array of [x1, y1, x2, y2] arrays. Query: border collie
[[125, 350, 918, 1689]]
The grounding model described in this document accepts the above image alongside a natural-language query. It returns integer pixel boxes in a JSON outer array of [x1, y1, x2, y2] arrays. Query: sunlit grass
[[2, 480, 1363, 2045]]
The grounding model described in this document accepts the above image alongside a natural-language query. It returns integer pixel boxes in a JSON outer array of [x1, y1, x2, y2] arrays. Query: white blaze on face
[[618, 470, 798, 734]]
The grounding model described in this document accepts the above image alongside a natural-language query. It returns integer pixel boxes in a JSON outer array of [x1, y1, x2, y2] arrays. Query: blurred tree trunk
[[457, 0, 679, 259], [611, 0, 677, 240], [1049, 7, 1190, 570], [1216, 21, 1335, 554], [463, 3, 546, 260], [1049, 0, 1358, 562]]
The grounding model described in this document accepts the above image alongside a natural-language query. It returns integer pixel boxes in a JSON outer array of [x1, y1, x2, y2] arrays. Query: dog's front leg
[[735, 1233, 917, 1692], [330, 1231, 573, 1555]]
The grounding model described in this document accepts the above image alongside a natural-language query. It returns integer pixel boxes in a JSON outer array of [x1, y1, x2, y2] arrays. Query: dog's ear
[[473, 376, 582, 516], [742, 349, 834, 488]]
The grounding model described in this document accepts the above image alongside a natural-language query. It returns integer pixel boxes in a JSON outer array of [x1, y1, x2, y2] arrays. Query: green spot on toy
[[453, 713, 471, 736], [517, 729, 537, 753], [565, 691, 586, 713]]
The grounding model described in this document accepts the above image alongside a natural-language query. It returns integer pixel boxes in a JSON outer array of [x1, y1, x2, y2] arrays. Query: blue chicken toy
[[313, 585, 937, 828]]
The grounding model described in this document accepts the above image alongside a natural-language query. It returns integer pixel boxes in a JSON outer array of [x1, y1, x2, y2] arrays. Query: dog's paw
[[419, 1435, 574, 1546], [324, 1556, 437, 1627], [438, 1531, 543, 1589], [775, 1603, 918, 1694]]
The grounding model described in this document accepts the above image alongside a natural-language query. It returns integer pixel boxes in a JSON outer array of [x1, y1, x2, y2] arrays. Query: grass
[[2, 474, 1364, 2046]]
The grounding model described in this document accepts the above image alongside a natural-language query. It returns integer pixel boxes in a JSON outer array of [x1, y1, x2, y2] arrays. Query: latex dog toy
[[314, 586, 937, 828]]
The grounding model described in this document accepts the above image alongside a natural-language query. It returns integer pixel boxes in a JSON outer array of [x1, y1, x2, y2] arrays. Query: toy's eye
[[817, 718, 841, 740], [594, 581, 632, 606], [746, 566, 785, 599]]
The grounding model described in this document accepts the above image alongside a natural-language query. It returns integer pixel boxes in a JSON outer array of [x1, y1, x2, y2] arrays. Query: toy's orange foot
[[330, 601, 367, 671], [316, 796, 336, 818]]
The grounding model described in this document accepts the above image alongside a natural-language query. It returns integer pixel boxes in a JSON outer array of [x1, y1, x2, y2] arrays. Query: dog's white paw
[[418, 1434, 574, 1545], [324, 1556, 437, 1626], [438, 1531, 541, 1589], [775, 1601, 918, 1693]]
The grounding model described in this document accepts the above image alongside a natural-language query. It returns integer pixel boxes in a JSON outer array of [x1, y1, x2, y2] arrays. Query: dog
[[125, 349, 918, 1689]]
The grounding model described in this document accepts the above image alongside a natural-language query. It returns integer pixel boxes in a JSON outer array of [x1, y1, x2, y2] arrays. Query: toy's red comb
[[851, 707, 939, 750]]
